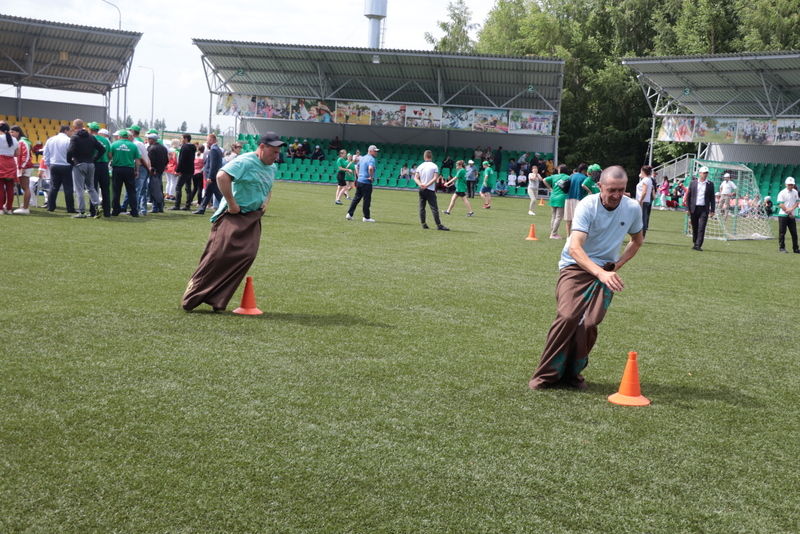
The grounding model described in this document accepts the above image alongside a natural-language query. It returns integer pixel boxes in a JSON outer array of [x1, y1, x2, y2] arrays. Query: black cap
[[259, 132, 285, 147]]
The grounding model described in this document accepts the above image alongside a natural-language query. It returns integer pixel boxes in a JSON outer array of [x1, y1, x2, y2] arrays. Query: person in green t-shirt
[[109, 130, 145, 217], [583, 163, 601, 196], [443, 160, 474, 216], [182, 132, 286, 313], [480, 160, 496, 209], [543, 163, 570, 239], [88, 122, 112, 217], [334, 149, 353, 205]]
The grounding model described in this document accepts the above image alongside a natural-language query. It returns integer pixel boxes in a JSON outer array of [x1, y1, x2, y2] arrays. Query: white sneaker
[[345, 213, 353, 220], [528, 210, 535, 215], [362, 217, 376, 223], [13, 208, 30, 215]]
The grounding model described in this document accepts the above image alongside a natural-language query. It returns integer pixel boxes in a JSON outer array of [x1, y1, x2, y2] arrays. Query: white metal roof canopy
[[0, 14, 142, 95], [623, 51, 800, 118], [193, 40, 564, 112]]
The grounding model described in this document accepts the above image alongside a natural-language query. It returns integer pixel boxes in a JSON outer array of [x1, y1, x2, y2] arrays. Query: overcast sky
[[1, 0, 496, 133]]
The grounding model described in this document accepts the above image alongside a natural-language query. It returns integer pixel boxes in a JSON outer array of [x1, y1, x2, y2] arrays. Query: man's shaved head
[[599, 165, 627, 184]]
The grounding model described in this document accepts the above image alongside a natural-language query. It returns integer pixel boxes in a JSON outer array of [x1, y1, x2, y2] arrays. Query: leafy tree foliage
[[475, 0, 800, 171], [179, 121, 187, 132], [424, 0, 478, 53]]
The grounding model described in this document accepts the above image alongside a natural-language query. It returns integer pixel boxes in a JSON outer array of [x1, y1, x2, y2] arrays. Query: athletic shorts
[[336, 171, 347, 187], [480, 186, 492, 194], [455, 191, 466, 197], [564, 198, 579, 221]]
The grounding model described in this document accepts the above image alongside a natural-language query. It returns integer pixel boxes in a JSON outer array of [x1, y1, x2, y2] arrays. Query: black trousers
[[418, 188, 442, 226], [778, 216, 798, 251], [149, 171, 165, 212], [112, 166, 138, 216], [640, 202, 652, 237], [189, 172, 204, 206], [467, 181, 476, 198], [93, 161, 111, 216], [689, 207, 709, 247], [175, 172, 193, 208], [199, 178, 222, 209], [347, 181, 372, 219], [47, 164, 75, 212]]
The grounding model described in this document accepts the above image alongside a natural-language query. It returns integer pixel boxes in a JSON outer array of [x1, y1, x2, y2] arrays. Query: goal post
[[683, 159, 772, 241]]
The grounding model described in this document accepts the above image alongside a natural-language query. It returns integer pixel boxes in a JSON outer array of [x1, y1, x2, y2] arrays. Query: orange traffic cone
[[538, 198, 545, 206], [525, 224, 538, 241], [233, 276, 263, 315], [608, 351, 650, 406]]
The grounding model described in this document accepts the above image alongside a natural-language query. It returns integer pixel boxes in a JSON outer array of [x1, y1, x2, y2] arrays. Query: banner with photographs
[[473, 108, 509, 133], [288, 99, 335, 123], [405, 106, 443, 129], [333, 101, 372, 125], [658, 116, 695, 142], [368, 103, 406, 126], [508, 110, 554, 135], [217, 93, 558, 137], [658, 115, 800, 146], [690, 117, 737, 144], [442, 107, 474, 130], [775, 119, 800, 146]]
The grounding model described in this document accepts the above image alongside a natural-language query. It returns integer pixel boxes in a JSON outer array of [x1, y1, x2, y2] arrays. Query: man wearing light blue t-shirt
[[530, 166, 644, 391], [182, 132, 285, 312], [346, 144, 378, 222]]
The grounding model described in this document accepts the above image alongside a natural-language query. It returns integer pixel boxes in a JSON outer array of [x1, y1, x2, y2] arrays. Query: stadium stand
[[0, 114, 107, 164], [235, 134, 554, 196]]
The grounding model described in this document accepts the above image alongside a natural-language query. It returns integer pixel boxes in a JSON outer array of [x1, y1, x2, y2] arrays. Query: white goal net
[[683, 159, 772, 241]]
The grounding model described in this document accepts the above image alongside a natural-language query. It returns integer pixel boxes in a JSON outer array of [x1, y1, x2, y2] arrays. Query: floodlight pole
[[138, 66, 155, 126], [100, 0, 122, 29]]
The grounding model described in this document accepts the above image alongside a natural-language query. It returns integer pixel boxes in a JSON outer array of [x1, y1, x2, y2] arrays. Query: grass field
[[2, 182, 798, 533]]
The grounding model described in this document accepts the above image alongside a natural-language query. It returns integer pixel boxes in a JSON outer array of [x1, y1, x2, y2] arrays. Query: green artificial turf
[[1, 182, 798, 533]]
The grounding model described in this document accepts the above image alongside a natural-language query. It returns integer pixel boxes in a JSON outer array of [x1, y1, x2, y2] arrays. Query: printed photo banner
[[658, 115, 800, 146], [405, 105, 443, 129], [333, 101, 372, 125], [217, 94, 556, 137], [508, 110, 554, 136], [442, 107, 474, 130], [658, 116, 695, 142], [368, 103, 406, 127], [473, 108, 509, 133]]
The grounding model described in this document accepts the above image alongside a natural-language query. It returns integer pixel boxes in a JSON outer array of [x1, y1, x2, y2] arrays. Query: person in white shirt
[[635, 165, 655, 238], [776, 176, 799, 253], [413, 150, 449, 231], [718, 172, 737, 217], [527, 166, 541, 215], [44, 124, 76, 213]]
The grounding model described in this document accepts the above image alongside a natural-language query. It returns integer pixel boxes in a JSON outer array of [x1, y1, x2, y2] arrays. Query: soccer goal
[[683, 159, 772, 241]]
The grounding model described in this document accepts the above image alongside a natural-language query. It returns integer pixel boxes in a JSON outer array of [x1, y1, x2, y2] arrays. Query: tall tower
[[364, 0, 387, 49]]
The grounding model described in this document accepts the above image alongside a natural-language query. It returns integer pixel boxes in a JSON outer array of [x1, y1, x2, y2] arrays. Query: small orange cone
[[538, 198, 545, 206], [525, 224, 538, 241], [233, 276, 263, 315], [608, 351, 650, 406]]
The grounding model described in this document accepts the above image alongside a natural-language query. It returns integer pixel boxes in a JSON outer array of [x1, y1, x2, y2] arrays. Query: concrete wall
[[707, 143, 800, 165], [240, 118, 556, 155], [0, 96, 106, 124]]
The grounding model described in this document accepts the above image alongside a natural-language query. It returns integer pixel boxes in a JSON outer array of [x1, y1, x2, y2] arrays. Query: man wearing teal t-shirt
[[183, 132, 285, 312]]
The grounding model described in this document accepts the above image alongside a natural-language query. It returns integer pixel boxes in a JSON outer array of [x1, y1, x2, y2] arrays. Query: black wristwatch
[[602, 262, 616, 272]]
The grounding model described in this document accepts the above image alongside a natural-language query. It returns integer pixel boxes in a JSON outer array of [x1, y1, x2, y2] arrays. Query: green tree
[[424, 0, 478, 53], [199, 123, 208, 135], [179, 121, 187, 132]]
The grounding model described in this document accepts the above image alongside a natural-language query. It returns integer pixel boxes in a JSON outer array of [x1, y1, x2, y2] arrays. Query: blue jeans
[[135, 165, 149, 214]]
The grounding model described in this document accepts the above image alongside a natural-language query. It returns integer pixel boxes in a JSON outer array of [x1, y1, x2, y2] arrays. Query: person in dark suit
[[683, 166, 715, 251], [172, 133, 196, 210]]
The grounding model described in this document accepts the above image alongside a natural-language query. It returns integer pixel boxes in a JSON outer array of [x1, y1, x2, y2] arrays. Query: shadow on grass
[[258, 311, 390, 328], [587, 380, 763, 408], [187, 309, 390, 328]]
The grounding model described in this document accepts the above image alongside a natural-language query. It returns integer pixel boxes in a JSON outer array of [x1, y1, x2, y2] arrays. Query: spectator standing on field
[[173, 134, 196, 210], [443, 159, 473, 217], [635, 165, 656, 238], [146, 133, 168, 213], [44, 124, 76, 213], [0, 121, 19, 214], [109, 130, 145, 218], [527, 165, 541, 215], [776, 177, 799, 253], [683, 166, 715, 251], [194, 134, 224, 215], [465, 159, 478, 198], [413, 149, 449, 231], [66, 119, 105, 218], [346, 144, 378, 223], [564, 163, 588, 234], [10, 125, 33, 214]]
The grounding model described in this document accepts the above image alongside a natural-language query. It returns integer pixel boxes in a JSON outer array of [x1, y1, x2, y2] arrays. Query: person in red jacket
[[10, 125, 33, 214]]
